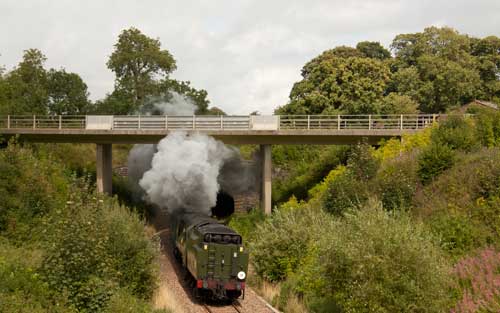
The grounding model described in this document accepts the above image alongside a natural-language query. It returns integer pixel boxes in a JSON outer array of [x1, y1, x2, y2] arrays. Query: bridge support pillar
[[96, 144, 112, 195], [260, 144, 272, 215]]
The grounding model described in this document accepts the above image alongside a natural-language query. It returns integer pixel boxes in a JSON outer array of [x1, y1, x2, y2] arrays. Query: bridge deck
[[0, 114, 437, 144]]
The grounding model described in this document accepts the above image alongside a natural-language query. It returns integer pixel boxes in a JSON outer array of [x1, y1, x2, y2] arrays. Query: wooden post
[[400, 115, 403, 130], [307, 115, 310, 130], [7, 115, 10, 129], [337, 115, 341, 130], [368, 115, 372, 130], [138, 115, 141, 129], [33, 115, 36, 129], [58, 115, 62, 130]]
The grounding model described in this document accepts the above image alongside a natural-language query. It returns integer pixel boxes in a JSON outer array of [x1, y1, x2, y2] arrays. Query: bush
[[431, 116, 477, 152], [322, 169, 369, 216], [228, 208, 266, 242], [105, 289, 168, 313], [42, 190, 158, 312], [250, 205, 334, 281], [376, 153, 419, 211], [347, 140, 379, 180], [0, 143, 69, 240], [294, 205, 453, 313], [272, 145, 349, 203], [418, 143, 455, 184], [0, 241, 75, 313]]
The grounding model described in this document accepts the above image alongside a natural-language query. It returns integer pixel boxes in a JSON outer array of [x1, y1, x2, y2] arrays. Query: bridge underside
[[1, 129, 416, 145]]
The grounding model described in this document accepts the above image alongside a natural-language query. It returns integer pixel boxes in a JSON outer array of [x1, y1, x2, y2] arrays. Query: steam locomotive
[[172, 212, 249, 300]]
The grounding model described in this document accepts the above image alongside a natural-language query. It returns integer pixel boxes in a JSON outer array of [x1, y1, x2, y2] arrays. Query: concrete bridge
[[0, 114, 439, 214]]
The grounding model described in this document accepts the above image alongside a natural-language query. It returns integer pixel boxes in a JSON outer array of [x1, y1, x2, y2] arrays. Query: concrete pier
[[96, 144, 112, 195], [260, 144, 272, 215]]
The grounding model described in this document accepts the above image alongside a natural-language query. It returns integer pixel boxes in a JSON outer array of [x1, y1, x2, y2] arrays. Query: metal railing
[[0, 114, 442, 131]]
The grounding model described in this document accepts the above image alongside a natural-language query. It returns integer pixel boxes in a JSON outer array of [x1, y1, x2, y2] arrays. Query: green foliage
[[0, 240, 75, 313], [417, 143, 455, 184], [356, 41, 391, 60], [228, 209, 266, 242], [105, 289, 168, 313], [279, 26, 499, 115], [473, 108, 500, 146], [46, 69, 91, 115], [428, 213, 483, 257], [250, 205, 334, 282], [0, 144, 160, 313], [42, 191, 158, 312], [431, 116, 477, 151], [376, 153, 419, 211], [107, 27, 177, 110], [103, 27, 210, 115], [346, 140, 379, 180], [322, 169, 368, 216], [280, 52, 391, 114], [0, 142, 69, 240], [294, 205, 452, 313], [0, 49, 91, 115], [272, 145, 349, 203]]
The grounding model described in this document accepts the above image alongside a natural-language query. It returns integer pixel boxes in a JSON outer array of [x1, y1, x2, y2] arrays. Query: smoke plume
[[127, 92, 258, 215], [139, 132, 235, 214], [140, 92, 197, 116]]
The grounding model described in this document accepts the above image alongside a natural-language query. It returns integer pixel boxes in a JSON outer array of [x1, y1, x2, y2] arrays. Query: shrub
[[272, 145, 349, 203], [250, 205, 334, 282], [376, 153, 419, 211], [294, 205, 453, 313], [431, 116, 477, 152], [41, 188, 158, 312], [105, 289, 168, 313], [347, 140, 379, 180], [0, 143, 69, 240], [0, 241, 75, 313], [417, 143, 455, 184], [428, 213, 487, 258], [228, 208, 266, 242], [322, 169, 369, 216]]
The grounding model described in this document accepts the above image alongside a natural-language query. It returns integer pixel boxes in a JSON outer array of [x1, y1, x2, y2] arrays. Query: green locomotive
[[172, 212, 249, 299]]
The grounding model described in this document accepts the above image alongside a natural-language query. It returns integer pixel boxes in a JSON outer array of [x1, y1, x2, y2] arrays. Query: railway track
[[202, 300, 243, 313]]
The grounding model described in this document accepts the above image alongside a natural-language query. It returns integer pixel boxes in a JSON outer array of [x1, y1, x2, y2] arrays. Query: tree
[[46, 69, 91, 115], [279, 51, 391, 114], [105, 27, 211, 115], [2, 49, 49, 114], [356, 41, 391, 60], [391, 27, 483, 112], [107, 27, 177, 110]]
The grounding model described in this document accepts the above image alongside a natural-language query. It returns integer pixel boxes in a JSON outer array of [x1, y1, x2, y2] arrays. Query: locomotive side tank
[[172, 212, 249, 299]]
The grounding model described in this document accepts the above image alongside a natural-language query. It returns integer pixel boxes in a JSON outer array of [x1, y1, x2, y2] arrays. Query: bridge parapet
[[0, 114, 441, 131]]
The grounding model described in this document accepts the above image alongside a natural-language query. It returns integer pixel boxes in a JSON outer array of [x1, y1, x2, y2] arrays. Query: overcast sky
[[1, 0, 499, 114]]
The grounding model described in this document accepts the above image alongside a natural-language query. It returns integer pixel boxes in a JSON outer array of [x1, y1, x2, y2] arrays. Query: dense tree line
[[277, 27, 500, 115], [0, 27, 215, 116]]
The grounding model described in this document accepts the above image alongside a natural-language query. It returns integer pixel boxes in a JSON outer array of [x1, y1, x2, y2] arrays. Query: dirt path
[[152, 209, 277, 313]]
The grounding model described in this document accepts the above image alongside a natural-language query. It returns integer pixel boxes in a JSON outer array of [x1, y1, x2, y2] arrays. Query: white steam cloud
[[140, 91, 197, 116], [138, 132, 236, 214], [127, 92, 258, 215]]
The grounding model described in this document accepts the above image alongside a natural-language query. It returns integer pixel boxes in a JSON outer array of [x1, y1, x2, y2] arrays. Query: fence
[[0, 114, 442, 131]]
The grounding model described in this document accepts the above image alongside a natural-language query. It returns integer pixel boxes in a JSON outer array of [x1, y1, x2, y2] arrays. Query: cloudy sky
[[1, 0, 499, 114]]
